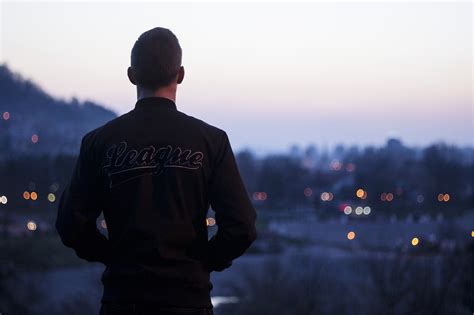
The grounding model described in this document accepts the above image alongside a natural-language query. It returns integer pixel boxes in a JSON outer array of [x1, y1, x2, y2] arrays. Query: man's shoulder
[[177, 110, 227, 138], [80, 124, 105, 149], [82, 108, 228, 146], [82, 111, 132, 139]]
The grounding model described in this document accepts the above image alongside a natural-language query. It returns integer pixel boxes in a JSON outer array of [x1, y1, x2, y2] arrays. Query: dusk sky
[[1, 1, 472, 153]]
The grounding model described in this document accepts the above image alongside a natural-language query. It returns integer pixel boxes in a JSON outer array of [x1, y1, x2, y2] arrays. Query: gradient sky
[[1, 1, 472, 153]]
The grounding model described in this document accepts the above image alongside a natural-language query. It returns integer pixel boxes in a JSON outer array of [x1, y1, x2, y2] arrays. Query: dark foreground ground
[[1, 210, 473, 315]]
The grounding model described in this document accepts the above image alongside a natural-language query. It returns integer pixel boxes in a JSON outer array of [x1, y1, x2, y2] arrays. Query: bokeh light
[[253, 192, 267, 201], [346, 163, 356, 172], [330, 160, 342, 171], [31, 134, 39, 143], [320, 192, 334, 202], [50, 182, 59, 192], [28, 182, 36, 191], [47, 193, 56, 202], [27, 220, 37, 231], [411, 237, 419, 246], [347, 231, 356, 240], [356, 189, 367, 200], [30, 191, 38, 200], [417, 195, 424, 203], [363, 206, 371, 215], [206, 217, 216, 226], [344, 206, 352, 215]]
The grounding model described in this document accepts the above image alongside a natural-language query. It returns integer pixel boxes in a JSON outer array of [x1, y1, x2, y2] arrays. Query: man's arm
[[206, 131, 258, 272], [55, 132, 112, 264]]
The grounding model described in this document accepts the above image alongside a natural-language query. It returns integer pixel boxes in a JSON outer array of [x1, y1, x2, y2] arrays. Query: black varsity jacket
[[55, 96, 258, 308]]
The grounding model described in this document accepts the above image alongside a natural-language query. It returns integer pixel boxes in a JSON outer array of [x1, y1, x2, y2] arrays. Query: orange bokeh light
[[347, 231, 356, 240]]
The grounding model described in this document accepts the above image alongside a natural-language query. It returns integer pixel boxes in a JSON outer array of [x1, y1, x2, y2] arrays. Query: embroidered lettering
[[101, 141, 204, 188]]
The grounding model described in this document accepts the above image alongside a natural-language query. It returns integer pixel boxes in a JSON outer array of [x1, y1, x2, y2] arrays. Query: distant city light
[[417, 195, 424, 203], [47, 193, 56, 202], [23, 191, 30, 200], [438, 193, 450, 202], [356, 189, 367, 200], [28, 182, 36, 191], [344, 206, 352, 215], [320, 192, 333, 201], [50, 182, 59, 192], [27, 220, 37, 231], [380, 193, 387, 201], [411, 237, 419, 246], [253, 192, 267, 201], [31, 134, 39, 143], [347, 231, 356, 240], [471, 231, 474, 238], [30, 191, 38, 201], [355, 206, 363, 215], [304, 187, 313, 197], [2, 111, 10, 120], [330, 160, 342, 171], [363, 206, 371, 215], [100, 220, 107, 229], [346, 163, 356, 172], [0, 196, 7, 204], [206, 217, 216, 226], [386, 193, 394, 202]]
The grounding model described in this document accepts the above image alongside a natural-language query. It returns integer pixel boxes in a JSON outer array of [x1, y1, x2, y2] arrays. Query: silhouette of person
[[56, 27, 258, 315]]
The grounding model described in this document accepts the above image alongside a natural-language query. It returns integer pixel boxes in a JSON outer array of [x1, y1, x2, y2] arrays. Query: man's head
[[128, 27, 184, 94]]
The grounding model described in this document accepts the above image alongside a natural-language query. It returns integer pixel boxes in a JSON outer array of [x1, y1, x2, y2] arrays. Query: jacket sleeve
[[55, 132, 113, 265], [206, 131, 258, 272]]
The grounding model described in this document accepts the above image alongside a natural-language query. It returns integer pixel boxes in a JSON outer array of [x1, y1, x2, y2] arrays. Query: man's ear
[[177, 66, 185, 84], [127, 66, 137, 85]]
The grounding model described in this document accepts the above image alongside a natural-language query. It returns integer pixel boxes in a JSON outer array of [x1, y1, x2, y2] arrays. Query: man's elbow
[[224, 224, 258, 249], [55, 220, 77, 249], [241, 225, 258, 247]]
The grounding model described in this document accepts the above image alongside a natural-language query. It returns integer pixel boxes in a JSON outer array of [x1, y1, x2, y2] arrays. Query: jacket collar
[[134, 97, 177, 111]]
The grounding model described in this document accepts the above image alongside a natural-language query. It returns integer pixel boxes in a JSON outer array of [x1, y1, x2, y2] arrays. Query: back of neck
[[137, 85, 176, 103]]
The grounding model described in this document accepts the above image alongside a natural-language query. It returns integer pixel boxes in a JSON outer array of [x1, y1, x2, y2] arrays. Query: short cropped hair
[[130, 27, 182, 90]]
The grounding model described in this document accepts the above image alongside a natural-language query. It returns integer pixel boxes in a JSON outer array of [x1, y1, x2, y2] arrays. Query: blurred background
[[0, 1, 472, 314]]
